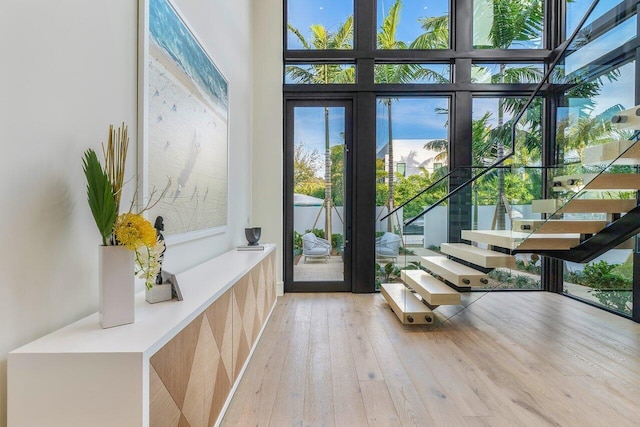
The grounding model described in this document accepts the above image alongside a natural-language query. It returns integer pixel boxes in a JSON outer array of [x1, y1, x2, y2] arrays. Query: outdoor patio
[[293, 255, 344, 282]]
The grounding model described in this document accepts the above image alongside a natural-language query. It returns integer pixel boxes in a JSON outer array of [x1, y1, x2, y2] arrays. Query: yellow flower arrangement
[[114, 213, 157, 250], [83, 123, 169, 290], [113, 213, 165, 289]]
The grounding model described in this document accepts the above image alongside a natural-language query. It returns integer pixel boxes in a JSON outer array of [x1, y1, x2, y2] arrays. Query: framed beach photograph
[[139, 0, 229, 244]]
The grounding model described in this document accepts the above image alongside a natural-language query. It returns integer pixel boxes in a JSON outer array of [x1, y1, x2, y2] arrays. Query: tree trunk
[[387, 100, 395, 233], [324, 107, 332, 242], [495, 65, 507, 230]]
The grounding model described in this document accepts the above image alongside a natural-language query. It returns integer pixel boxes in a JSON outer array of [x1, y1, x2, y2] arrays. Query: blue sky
[[294, 107, 346, 152], [376, 98, 449, 148], [293, 99, 449, 161], [287, 0, 449, 48]]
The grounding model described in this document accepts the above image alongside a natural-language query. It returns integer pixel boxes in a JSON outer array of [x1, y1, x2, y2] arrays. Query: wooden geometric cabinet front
[[149, 253, 275, 427]]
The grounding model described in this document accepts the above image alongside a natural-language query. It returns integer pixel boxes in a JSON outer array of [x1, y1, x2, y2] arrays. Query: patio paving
[[294, 255, 344, 281]]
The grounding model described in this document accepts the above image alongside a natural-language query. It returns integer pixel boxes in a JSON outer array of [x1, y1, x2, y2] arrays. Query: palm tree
[[417, 0, 543, 229], [287, 18, 354, 241], [376, 0, 431, 233], [482, 0, 543, 228]]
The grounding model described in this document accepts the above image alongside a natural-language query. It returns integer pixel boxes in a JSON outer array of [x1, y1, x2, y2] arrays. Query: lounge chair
[[375, 232, 401, 261], [302, 232, 331, 263]]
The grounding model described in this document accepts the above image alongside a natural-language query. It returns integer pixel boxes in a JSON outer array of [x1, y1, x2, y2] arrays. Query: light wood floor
[[221, 291, 640, 426]]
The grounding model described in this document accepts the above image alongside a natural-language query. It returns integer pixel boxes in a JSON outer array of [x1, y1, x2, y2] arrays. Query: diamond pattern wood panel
[[204, 289, 233, 425], [150, 253, 276, 427]]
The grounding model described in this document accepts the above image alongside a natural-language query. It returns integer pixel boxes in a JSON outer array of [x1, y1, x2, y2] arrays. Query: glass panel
[[374, 97, 449, 291], [555, 147, 638, 317], [564, 15, 636, 75], [375, 63, 451, 83], [471, 63, 544, 83], [287, 0, 354, 50], [471, 96, 543, 290], [293, 107, 346, 282], [556, 60, 636, 163], [567, 0, 626, 35], [377, 0, 450, 49], [285, 63, 356, 84], [554, 59, 637, 315], [473, 0, 544, 49]]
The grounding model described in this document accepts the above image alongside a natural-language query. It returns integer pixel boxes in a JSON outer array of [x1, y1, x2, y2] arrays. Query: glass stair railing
[[511, 126, 640, 260], [378, 0, 639, 324], [377, 165, 545, 327]]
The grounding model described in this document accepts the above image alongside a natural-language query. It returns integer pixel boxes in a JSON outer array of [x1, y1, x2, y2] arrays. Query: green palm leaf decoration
[[83, 149, 117, 245]]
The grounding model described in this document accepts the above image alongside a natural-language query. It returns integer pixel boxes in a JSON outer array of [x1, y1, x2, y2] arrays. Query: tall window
[[376, 0, 450, 49], [287, 0, 354, 50], [473, 0, 544, 49], [284, 0, 612, 295]]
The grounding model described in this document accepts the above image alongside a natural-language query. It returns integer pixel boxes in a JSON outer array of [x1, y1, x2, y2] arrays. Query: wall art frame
[[138, 0, 229, 244]]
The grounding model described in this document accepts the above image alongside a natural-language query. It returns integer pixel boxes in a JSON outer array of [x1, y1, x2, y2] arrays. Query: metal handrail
[[380, 167, 457, 222]]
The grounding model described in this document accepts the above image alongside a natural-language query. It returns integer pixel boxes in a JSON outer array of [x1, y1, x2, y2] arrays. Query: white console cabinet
[[8, 244, 277, 427]]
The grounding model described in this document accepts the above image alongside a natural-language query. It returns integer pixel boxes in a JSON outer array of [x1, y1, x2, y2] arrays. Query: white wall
[[252, 0, 284, 293], [0, 0, 254, 425]]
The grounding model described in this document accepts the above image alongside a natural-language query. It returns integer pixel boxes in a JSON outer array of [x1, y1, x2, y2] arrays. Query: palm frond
[[492, 65, 543, 84], [410, 15, 449, 49], [285, 65, 315, 84], [332, 15, 354, 49], [378, 0, 402, 49], [287, 23, 311, 50], [310, 24, 329, 49], [83, 149, 117, 245]]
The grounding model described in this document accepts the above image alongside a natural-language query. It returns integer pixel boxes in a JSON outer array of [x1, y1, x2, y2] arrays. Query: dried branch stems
[[102, 123, 129, 213]]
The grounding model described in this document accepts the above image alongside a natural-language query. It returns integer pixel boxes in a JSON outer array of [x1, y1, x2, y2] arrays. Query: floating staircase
[[381, 106, 640, 325]]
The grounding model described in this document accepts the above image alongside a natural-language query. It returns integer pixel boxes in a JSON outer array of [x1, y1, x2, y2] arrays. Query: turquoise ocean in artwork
[[150, 0, 228, 113]]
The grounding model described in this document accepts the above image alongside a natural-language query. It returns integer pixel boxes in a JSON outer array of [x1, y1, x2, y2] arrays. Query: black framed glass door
[[284, 99, 352, 292]]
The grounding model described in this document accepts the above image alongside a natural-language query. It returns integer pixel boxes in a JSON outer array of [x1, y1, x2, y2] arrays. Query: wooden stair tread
[[585, 173, 640, 190], [440, 243, 515, 269], [421, 256, 488, 287], [583, 140, 639, 165], [561, 199, 637, 213], [461, 229, 581, 251], [512, 219, 607, 234], [380, 283, 434, 325], [551, 173, 640, 192], [619, 141, 640, 162], [550, 173, 597, 191], [532, 198, 637, 214], [401, 270, 461, 306]]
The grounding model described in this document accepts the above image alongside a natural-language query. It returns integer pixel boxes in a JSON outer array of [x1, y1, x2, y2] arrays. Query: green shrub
[[488, 269, 541, 289], [331, 233, 343, 250], [591, 289, 632, 313], [293, 231, 303, 250], [515, 259, 542, 274], [582, 261, 631, 290], [565, 260, 631, 290], [306, 228, 325, 239]]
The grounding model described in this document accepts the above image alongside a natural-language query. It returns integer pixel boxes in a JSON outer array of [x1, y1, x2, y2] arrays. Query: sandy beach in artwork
[[146, 40, 228, 236]]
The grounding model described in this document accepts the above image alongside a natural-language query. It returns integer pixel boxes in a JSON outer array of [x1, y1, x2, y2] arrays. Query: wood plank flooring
[[221, 292, 640, 426]]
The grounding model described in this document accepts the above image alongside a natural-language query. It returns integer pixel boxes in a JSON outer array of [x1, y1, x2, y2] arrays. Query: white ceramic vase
[[99, 245, 135, 328]]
